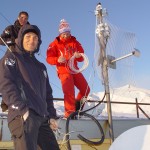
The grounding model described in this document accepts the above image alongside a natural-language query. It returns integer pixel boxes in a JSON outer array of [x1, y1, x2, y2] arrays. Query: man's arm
[[0, 53, 28, 116], [0, 25, 16, 46], [46, 43, 59, 65], [45, 70, 57, 119]]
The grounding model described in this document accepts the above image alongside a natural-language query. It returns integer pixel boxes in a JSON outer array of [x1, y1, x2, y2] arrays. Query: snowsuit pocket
[[8, 116, 23, 138]]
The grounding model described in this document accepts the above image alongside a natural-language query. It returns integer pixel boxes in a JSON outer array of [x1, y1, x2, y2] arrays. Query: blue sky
[[0, 0, 150, 98]]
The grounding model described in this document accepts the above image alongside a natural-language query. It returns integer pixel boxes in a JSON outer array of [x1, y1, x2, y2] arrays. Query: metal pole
[[111, 49, 140, 64], [111, 53, 133, 63], [95, 3, 114, 143], [0, 36, 12, 52]]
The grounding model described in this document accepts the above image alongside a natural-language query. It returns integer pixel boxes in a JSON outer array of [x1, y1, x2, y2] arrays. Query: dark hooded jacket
[[0, 19, 30, 46], [0, 24, 56, 123]]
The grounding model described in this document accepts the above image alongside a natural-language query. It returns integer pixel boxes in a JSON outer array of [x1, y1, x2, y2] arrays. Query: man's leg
[[74, 73, 90, 110], [38, 120, 60, 150], [8, 110, 40, 150], [8, 116, 28, 150], [59, 73, 75, 118]]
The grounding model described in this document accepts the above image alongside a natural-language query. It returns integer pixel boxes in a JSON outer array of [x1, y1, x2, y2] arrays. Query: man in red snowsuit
[[46, 19, 90, 118]]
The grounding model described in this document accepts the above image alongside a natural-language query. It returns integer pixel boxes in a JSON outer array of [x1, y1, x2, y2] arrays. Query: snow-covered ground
[[0, 84, 150, 141], [54, 85, 150, 119], [0, 84, 150, 119]]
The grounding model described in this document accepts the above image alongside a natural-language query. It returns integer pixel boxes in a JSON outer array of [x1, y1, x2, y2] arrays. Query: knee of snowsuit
[[74, 73, 90, 101]]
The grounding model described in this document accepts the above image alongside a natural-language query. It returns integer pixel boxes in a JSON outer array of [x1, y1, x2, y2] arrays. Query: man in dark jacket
[[0, 11, 29, 110], [0, 24, 60, 150], [0, 11, 29, 47]]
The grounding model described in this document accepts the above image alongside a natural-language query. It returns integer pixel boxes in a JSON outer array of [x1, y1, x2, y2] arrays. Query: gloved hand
[[49, 118, 58, 131], [58, 56, 66, 63], [74, 52, 81, 58], [3, 30, 11, 38], [6, 37, 16, 46], [23, 110, 29, 121]]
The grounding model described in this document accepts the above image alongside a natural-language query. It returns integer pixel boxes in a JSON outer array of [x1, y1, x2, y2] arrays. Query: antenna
[[95, 2, 114, 143], [108, 48, 140, 69], [94, 2, 140, 144]]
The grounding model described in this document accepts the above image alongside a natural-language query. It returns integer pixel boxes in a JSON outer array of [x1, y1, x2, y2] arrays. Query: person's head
[[18, 11, 29, 26], [59, 19, 71, 40], [17, 24, 42, 53]]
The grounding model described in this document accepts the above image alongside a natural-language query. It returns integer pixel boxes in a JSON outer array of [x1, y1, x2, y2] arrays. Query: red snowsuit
[[46, 36, 90, 117]]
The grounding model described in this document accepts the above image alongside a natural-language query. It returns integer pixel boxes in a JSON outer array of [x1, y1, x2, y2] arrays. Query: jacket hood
[[17, 24, 42, 53]]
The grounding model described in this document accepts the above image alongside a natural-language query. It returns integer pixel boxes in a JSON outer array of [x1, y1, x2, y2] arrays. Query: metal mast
[[95, 3, 114, 143]]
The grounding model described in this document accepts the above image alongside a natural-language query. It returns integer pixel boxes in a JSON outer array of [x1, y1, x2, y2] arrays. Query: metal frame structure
[[95, 2, 114, 143]]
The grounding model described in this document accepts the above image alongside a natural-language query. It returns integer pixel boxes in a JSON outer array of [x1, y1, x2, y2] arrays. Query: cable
[[65, 93, 105, 149], [65, 111, 105, 150], [67, 53, 89, 74], [77, 113, 105, 145], [0, 12, 12, 25]]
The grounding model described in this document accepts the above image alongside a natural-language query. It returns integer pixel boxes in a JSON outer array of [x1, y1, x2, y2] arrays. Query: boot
[[75, 101, 81, 111]]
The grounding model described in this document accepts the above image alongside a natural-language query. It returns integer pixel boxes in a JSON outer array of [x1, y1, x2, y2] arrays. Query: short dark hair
[[18, 11, 29, 18]]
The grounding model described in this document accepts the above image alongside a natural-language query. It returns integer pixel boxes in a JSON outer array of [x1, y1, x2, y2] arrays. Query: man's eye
[[26, 36, 30, 38], [34, 37, 38, 40], [24, 36, 31, 39]]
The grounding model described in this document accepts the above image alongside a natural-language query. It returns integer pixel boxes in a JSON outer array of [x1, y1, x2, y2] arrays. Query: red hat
[[59, 19, 71, 34]]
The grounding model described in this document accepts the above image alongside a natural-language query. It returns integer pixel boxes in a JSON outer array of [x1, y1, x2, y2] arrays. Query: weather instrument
[[94, 2, 140, 143]]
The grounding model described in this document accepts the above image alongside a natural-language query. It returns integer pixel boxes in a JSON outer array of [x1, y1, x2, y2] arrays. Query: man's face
[[23, 32, 38, 52], [18, 14, 28, 26]]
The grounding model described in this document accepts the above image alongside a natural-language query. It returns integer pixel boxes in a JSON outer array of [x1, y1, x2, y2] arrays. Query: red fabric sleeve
[[75, 40, 84, 62], [46, 43, 58, 65]]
